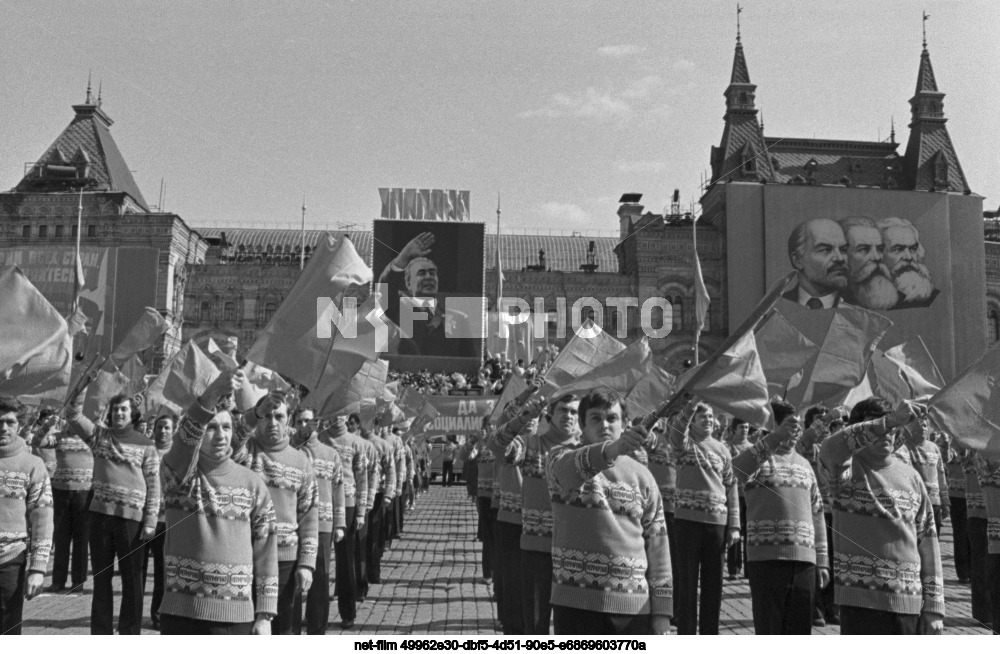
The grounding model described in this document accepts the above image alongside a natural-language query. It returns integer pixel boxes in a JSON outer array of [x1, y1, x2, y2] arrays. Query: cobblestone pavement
[[20, 484, 993, 635]]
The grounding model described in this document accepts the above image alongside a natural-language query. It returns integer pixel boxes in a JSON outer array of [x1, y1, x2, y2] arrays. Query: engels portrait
[[783, 216, 938, 312]]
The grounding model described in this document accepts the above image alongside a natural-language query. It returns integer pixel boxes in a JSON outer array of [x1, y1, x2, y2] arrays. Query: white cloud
[[615, 160, 667, 174], [519, 75, 672, 124], [537, 202, 593, 227], [597, 44, 646, 58]]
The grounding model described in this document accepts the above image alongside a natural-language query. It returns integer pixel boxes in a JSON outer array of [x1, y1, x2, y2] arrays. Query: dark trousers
[[356, 507, 370, 600], [521, 549, 553, 635], [489, 508, 503, 622], [160, 613, 253, 635], [366, 494, 386, 584], [665, 512, 678, 588], [968, 517, 992, 623], [815, 511, 837, 621], [988, 553, 1000, 631], [494, 520, 524, 635], [727, 497, 747, 575], [0, 553, 26, 636], [334, 511, 358, 622], [142, 522, 167, 624], [274, 559, 297, 635], [552, 605, 650, 636], [476, 497, 494, 579], [950, 496, 971, 580], [293, 531, 332, 634], [52, 488, 90, 587], [89, 512, 144, 635], [839, 605, 917, 635], [746, 560, 816, 634], [442, 461, 455, 486], [673, 519, 725, 635]]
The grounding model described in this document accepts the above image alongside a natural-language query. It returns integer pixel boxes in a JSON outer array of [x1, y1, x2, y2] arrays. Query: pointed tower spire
[[902, 27, 970, 193], [709, 12, 773, 184], [97, 80, 103, 107], [85, 70, 92, 104]]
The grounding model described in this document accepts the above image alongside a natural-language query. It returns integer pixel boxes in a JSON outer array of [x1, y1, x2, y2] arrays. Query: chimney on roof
[[617, 193, 644, 239]]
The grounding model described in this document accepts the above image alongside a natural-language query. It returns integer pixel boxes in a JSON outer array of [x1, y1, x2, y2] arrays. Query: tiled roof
[[731, 41, 751, 84], [195, 227, 621, 273], [763, 137, 901, 187], [915, 48, 939, 93], [15, 103, 149, 210]]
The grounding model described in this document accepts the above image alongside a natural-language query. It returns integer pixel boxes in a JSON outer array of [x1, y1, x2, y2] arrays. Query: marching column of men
[[474, 384, 997, 636]]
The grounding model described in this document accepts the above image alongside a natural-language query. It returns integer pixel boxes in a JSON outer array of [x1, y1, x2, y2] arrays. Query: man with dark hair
[[819, 397, 944, 634], [66, 389, 160, 634], [144, 413, 176, 630], [508, 393, 580, 634], [732, 401, 829, 634], [291, 407, 346, 634], [232, 393, 318, 635], [725, 417, 752, 580], [670, 400, 740, 634], [782, 218, 849, 309], [158, 370, 278, 635], [546, 388, 671, 635], [320, 416, 368, 630], [49, 411, 93, 594], [0, 396, 53, 635]]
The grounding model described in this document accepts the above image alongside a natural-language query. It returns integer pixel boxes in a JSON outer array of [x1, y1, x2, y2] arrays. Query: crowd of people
[[1, 354, 999, 636], [0, 369, 438, 635], [462, 381, 1000, 636]]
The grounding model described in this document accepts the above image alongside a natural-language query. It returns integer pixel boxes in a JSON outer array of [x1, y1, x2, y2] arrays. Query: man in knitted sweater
[[903, 418, 950, 536], [320, 416, 368, 630], [725, 418, 753, 580], [940, 434, 970, 583], [819, 397, 944, 635], [362, 425, 395, 586], [158, 370, 278, 635], [732, 400, 829, 634], [972, 453, 1000, 631], [350, 415, 379, 603], [65, 390, 160, 635], [669, 400, 740, 635], [291, 407, 346, 635], [144, 413, 175, 630], [514, 393, 580, 635], [0, 396, 53, 635], [48, 417, 92, 594], [473, 430, 497, 586], [233, 393, 318, 635], [546, 388, 671, 635]]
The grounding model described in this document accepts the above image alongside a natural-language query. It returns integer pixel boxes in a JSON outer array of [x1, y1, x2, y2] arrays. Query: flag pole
[[73, 188, 84, 313], [692, 214, 700, 366], [300, 197, 306, 270]]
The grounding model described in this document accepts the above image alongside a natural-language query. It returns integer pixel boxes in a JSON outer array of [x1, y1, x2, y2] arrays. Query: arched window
[[264, 302, 278, 323], [989, 308, 1000, 345], [200, 301, 211, 322], [223, 302, 236, 322]]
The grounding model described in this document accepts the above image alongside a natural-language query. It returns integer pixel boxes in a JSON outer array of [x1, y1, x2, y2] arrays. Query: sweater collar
[[0, 438, 26, 458], [253, 432, 290, 453], [200, 447, 234, 474], [292, 430, 317, 449]]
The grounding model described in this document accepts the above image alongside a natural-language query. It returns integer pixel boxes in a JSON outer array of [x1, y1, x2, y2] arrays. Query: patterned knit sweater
[[819, 418, 945, 617], [52, 431, 94, 492], [727, 439, 753, 500], [322, 430, 369, 520], [733, 441, 828, 567], [0, 440, 53, 574], [643, 433, 676, 515], [66, 405, 161, 530], [670, 428, 740, 529], [359, 437, 380, 511], [905, 438, 949, 507], [546, 441, 672, 617], [972, 454, 1000, 555], [517, 423, 579, 552], [390, 434, 407, 497], [962, 452, 987, 520], [293, 432, 347, 534], [367, 435, 397, 500], [475, 439, 496, 499], [491, 429, 524, 525], [159, 403, 279, 622], [233, 423, 319, 570]]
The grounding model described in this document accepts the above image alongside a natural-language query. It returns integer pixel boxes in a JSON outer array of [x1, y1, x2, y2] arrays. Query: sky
[[1, 1, 997, 235]]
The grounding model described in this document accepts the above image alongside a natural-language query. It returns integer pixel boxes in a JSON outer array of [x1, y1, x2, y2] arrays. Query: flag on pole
[[686, 329, 772, 427], [883, 336, 945, 398], [754, 309, 819, 395], [541, 321, 625, 393], [0, 267, 73, 404], [72, 188, 85, 314], [488, 374, 528, 425], [552, 338, 654, 400], [246, 233, 374, 392], [928, 343, 1000, 455], [204, 338, 240, 371], [83, 363, 129, 422], [109, 307, 170, 367], [624, 364, 675, 418], [314, 358, 389, 418], [693, 246, 710, 337], [144, 340, 221, 416]]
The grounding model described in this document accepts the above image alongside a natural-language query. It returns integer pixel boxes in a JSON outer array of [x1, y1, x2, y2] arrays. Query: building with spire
[[700, 26, 986, 379], [0, 85, 206, 365]]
